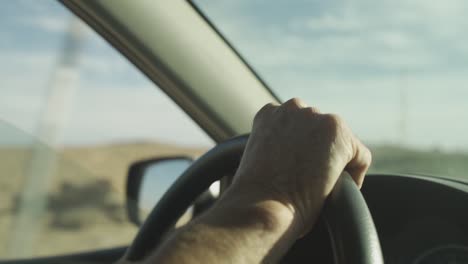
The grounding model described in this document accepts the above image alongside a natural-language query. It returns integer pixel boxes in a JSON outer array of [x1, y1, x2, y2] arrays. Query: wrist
[[215, 181, 301, 237]]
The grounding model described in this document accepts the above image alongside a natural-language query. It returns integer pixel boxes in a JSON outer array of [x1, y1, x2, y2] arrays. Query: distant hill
[[61, 141, 207, 193], [0, 141, 467, 258], [369, 144, 468, 181], [0, 141, 207, 258]]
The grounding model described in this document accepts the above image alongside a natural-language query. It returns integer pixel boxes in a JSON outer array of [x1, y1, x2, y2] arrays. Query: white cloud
[[33, 16, 68, 33], [1, 1, 213, 147], [194, 0, 468, 149], [297, 14, 362, 32], [5, 0, 468, 149], [0, 51, 55, 70], [20, 13, 94, 41], [79, 54, 130, 75], [0, 80, 214, 147], [0, 50, 213, 147], [201, 0, 468, 72], [59, 84, 214, 147]]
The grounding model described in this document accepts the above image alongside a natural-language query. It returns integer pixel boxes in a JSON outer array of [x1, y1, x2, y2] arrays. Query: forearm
[[144, 184, 301, 263]]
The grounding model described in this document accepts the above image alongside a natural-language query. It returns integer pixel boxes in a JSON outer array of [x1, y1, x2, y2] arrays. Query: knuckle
[[304, 106, 320, 115], [282, 98, 307, 109], [322, 113, 342, 130], [254, 103, 276, 122]]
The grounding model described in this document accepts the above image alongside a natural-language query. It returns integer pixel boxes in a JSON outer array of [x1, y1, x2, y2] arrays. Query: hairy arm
[[143, 184, 299, 263]]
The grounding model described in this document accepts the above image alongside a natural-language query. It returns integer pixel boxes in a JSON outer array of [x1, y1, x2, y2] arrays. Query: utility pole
[[8, 18, 83, 258]]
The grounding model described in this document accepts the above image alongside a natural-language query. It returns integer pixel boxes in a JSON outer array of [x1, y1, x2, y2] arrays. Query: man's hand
[[231, 98, 372, 236], [134, 98, 372, 263]]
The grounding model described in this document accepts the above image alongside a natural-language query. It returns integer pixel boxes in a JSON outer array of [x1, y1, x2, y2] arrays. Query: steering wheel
[[126, 135, 384, 263]]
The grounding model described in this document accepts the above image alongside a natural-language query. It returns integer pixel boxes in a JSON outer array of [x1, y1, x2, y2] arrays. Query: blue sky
[[196, 0, 468, 150], [0, 0, 212, 147], [2, 1, 468, 150]]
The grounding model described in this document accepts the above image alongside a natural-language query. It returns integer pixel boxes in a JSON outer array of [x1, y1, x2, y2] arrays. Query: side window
[[0, 1, 213, 259]]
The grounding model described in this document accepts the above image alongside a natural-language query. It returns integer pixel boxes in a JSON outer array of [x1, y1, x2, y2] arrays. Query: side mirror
[[126, 157, 193, 226]]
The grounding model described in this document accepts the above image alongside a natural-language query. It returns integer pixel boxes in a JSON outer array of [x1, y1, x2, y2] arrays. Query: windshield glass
[[0, 1, 212, 259], [195, 0, 468, 181]]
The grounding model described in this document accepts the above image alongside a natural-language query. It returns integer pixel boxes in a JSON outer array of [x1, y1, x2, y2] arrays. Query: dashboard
[[361, 174, 468, 264], [414, 245, 468, 263]]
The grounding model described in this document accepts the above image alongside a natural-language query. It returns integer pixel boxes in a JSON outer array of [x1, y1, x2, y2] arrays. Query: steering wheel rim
[[126, 135, 384, 263]]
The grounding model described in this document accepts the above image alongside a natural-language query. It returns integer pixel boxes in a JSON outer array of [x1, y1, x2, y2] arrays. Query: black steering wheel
[[126, 135, 384, 263]]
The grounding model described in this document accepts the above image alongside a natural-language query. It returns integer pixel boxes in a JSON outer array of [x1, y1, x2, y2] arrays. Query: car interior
[[1, 0, 468, 263]]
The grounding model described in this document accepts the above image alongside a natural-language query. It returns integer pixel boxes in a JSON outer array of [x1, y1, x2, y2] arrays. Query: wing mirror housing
[[126, 157, 193, 226], [126, 156, 221, 226]]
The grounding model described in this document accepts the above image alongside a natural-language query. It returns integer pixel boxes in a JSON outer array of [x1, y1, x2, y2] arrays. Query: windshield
[[0, 1, 212, 259], [195, 0, 468, 181]]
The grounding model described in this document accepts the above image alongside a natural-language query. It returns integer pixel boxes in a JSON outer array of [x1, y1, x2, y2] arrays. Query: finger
[[345, 136, 372, 188]]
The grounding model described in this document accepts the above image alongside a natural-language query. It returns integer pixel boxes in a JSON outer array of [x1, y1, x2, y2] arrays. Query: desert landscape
[[0, 141, 206, 258], [1, 141, 468, 258]]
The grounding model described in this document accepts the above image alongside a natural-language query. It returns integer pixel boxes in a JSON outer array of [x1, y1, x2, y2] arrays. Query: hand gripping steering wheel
[[126, 135, 384, 263]]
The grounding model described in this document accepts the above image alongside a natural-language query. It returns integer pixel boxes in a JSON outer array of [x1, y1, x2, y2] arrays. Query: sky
[[2, 1, 468, 150], [0, 0, 213, 147], [196, 0, 468, 150]]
